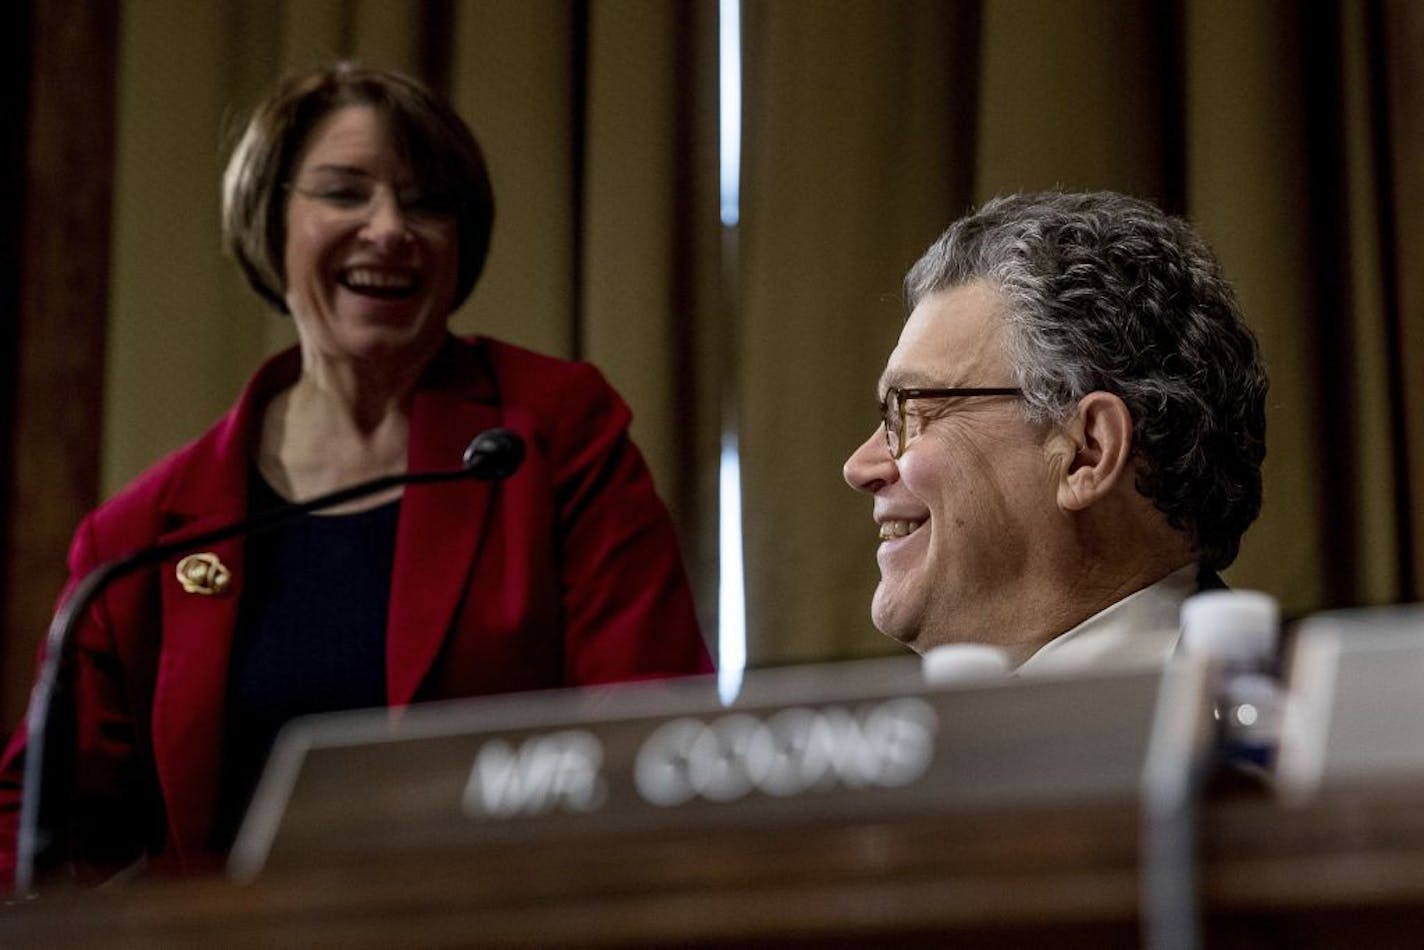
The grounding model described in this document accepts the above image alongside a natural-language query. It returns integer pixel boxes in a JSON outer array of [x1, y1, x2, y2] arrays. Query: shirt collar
[[1016, 564, 1199, 676]]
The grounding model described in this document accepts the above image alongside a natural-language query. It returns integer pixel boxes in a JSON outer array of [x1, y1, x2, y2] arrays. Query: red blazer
[[0, 334, 712, 885]]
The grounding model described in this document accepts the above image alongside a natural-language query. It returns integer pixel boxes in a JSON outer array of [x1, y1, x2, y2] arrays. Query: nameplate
[[230, 657, 1163, 879]]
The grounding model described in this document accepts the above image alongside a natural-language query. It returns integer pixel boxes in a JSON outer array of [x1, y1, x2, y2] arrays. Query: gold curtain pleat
[[447, 0, 581, 358], [975, 0, 1174, 199], [739, 0, 981, 664], [1181, 2, 1327, 609], [1326, 0, 1399, 603], [1383, 0, 1424, 599], [578, 1, 723, 624]]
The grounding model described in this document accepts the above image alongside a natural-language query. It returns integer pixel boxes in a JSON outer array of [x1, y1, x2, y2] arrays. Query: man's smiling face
[[843, 279, 1066, 654]]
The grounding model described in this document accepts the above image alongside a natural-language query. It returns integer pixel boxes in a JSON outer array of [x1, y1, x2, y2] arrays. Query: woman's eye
[[318, 188, 366, 206]]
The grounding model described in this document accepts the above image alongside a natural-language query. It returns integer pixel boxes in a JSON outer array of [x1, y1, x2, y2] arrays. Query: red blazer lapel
[[141, 338, 504, 849], [386, 339, 504, 707], [148, 348, 296, 860], [152, 526, 244, 858]]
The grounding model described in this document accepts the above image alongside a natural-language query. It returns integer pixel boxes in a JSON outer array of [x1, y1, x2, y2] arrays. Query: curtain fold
[[578, 2, 723, 628], [1181, 2, 1325, 608], [1382, 0, 1424, 600], [447, 0, 581, 359], [1326, 0, 1400, 605], [739, 0, 981, 663], [975, 0, 1177, 202]]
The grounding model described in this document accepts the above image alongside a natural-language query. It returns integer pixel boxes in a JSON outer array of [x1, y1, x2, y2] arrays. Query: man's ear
[[1055, 391, 1133, 512]]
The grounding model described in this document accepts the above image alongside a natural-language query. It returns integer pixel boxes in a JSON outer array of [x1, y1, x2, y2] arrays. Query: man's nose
[[843, 425, 898, 493]]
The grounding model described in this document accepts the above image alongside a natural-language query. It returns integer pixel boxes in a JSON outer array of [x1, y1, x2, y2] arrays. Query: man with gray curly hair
[[843, 191, 1267, 672]]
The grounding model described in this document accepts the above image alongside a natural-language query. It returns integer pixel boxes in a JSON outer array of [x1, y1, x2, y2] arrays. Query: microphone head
[[462, 428, 526, 480]]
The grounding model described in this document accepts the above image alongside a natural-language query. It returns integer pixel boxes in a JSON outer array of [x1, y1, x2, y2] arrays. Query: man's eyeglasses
[[879, 386, 1023, 459]]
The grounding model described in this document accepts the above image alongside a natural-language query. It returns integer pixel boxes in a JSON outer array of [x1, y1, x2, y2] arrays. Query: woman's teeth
[[341, 267, 417, 297]]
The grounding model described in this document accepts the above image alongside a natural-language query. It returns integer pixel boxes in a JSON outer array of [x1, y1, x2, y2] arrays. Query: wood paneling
[[0, 0, 117, 731]]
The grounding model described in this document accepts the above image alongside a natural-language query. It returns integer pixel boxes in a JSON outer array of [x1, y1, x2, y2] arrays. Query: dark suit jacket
[[0, 334, 711, 884]]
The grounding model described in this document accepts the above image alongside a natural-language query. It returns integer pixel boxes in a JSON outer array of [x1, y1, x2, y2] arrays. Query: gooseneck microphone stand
[[13, 428, 525, 898]]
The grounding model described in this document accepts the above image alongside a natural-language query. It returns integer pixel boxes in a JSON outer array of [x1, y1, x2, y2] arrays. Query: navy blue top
[[213, 471, 399, 848]]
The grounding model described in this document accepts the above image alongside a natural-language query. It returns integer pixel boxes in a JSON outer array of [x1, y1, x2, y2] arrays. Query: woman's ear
[[1055, 391, 1134, 512]]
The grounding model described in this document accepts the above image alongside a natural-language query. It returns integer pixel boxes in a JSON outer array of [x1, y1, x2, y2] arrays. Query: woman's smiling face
[[282, 104, 459, 369]]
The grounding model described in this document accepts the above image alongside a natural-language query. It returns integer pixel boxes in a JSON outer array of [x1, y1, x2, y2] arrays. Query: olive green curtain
[[737, 0, 983, 664], [4, 0, 1422, 725]]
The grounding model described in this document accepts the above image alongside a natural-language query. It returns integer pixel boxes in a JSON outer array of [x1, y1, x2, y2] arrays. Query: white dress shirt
[[1015, 564, 1200, 676]]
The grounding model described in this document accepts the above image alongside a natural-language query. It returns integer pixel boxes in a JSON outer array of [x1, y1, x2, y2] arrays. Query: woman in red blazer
[[0, 63, 711, 888]]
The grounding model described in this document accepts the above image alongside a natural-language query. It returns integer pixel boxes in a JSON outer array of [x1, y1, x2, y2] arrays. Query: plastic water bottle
[[1180, 590, 1282, 769]]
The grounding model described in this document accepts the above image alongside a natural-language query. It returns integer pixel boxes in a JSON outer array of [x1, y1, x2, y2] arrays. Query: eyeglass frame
[[879, 386, 1024, 459], [284, 178, 462, 227]]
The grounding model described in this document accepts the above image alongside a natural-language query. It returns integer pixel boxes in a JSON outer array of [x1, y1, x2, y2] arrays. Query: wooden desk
[[6, 784, 1424, 948]]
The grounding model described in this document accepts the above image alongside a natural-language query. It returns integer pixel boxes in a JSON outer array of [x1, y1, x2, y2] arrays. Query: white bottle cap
[[922, 643, 1012, 684], [1180, 589, 1280, 664]]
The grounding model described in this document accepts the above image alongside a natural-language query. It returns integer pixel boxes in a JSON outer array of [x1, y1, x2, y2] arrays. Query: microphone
[[12, 427, 525, 897], [462, 427, 524, 480]]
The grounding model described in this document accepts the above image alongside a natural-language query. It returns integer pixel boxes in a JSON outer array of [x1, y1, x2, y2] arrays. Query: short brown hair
[[222, 62, 495, 313]]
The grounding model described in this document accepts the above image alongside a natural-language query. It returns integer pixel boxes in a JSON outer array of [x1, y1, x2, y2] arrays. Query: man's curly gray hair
[[905, 191, 1267, 570]]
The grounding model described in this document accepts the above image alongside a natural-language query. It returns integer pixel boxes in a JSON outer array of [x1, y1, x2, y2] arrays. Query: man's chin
[[872, 595, 988, 658], [870, 592, 928, 654]]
